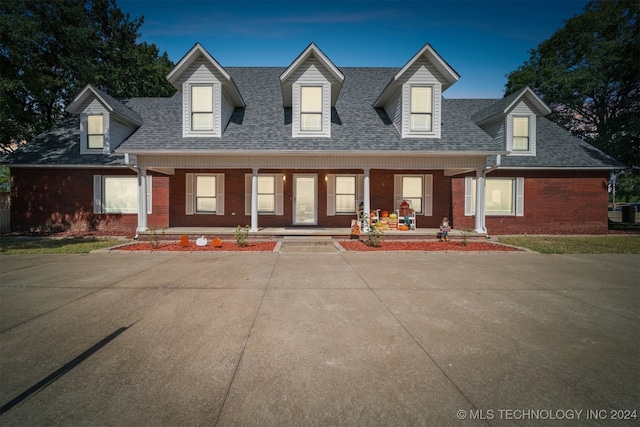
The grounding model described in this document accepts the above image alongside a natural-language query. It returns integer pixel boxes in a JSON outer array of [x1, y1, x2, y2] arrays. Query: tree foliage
[[0, 0, 175, 154], [505, 0, 640, 168]]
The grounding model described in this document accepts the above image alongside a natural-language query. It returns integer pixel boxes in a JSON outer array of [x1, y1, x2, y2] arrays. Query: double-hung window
[[191, 85, 214, 131], [513, 117, 529, 151], [402, 176, 423, 213], [467, 178, 523, 216], [257, 175, 276, 213], [300, 86, 322, 132], [87, 115, 104, 149], [410, 86, 433, 132], [335, 176, 356, 213], [196, 175, 217, 213], [102, 176, 138, 214]]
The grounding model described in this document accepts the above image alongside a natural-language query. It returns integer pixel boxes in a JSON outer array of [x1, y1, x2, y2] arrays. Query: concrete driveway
[[0, 251, 638, 426]]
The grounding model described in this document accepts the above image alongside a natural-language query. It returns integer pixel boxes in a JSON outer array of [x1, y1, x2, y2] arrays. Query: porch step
[[278, 236, 340, 253]]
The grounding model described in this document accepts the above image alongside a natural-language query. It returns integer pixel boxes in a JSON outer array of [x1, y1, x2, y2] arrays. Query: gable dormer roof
[[166, 42, 245, 107], [472, 86, 552, 125], [66, 84, 143, 126], [279, 42, 345, 107], [374, 43, 459, 108]]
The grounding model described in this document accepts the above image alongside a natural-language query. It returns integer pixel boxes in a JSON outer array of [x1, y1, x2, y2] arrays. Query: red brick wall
[[451, 170, 610, 235], [10, 168, 169, 233]]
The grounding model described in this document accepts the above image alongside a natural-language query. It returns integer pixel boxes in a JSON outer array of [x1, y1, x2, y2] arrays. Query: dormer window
[[512, 117, 529, 151], [191, 85, 214, 132], [87, 115, 104, 149], [301, 86, 323, 132], [410, 86, 433, 132]]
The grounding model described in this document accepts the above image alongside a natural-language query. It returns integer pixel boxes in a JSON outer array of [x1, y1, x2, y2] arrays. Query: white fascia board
[[495, 166, 617, 170], [66, 85, 113, 114], [117, 149, 508, 157], [504, 87, 552, 116], [6, 163, 128, 169]]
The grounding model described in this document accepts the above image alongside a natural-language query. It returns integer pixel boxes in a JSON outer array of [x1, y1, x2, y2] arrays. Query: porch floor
[[138, 227, 487, 241]]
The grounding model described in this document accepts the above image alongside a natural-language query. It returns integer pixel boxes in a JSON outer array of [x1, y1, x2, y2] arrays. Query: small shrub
[[148, 227, 165, 249], [460, 228, 473, 247], [365, 225, 384, 247], [235, 225, 251, 247]]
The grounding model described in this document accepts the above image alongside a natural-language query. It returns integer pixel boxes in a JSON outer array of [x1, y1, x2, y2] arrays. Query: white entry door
[[293, 175, 317, 225]]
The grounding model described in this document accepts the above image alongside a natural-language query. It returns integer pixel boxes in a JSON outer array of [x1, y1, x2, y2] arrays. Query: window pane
[[192, 113, 213, 131], [301, 113, 322, 131], [486, 179, 514, 215], [336, 195, 356, 213], [513, 136, 529, 151], [196, 198, 216, 212], [403, 176, 422, 197], [257, 195, 275, 212], [411, 87, 432, 113], [513, 117, 529, 136], [258, 176, 275, 193], [410, 114, 432, 132], [335, 176, 355, 194], [192, 86, 213, 112], [301, 87, 322, 112], [104, 177, 137, 213], [88, 115, 103, 134], [88, 135, 103, 149], [196, 176, 216, 197]]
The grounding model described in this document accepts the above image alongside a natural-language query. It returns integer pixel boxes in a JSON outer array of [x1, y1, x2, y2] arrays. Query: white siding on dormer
[[398, 61, 443, 139], [109, 117, 136, 152], [180, 58, 225, 138], [481, 117, 505, 144], [290, 58, 337, 138], [506, 100, 537, 156], [80, 99, 109, 154], [221, 90, 234, 132], [384, 89, 402, 134]]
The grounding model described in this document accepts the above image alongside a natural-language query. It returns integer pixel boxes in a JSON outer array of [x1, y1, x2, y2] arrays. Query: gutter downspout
[[478, 154, 502, 237]]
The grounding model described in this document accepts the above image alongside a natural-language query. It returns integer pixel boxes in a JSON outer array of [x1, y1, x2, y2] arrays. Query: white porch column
[[137, 168, 148, 232], [363, 168, 371, 231], [474, 169, 486, 233], [250, 168, 259, 232]]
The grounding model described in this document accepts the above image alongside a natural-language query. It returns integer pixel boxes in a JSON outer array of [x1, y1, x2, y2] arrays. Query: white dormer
[[473, 87, 552, 157], [374, 43, 459, 139], [166, 43, 244, 138], [66, 84, 143, 155], [280, 43, 344, 138]]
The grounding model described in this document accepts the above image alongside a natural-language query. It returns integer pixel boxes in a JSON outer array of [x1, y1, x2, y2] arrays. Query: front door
[[293, 175, 317, 225]]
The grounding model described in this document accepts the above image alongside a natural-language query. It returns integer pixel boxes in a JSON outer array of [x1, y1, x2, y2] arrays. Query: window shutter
[[276, 174, 284, 215], [326, 174, 335, 216], [93, 175, 103, 214], [464, 177, 474, 216], [515, 177, 524, 216], [393, 174, 402, 211], [185, 173, 194, 215], [146, 176, 152, 215], [244, 174, 252, 216], [216, 173, 225, 215], [357, 174, 364, 208], [423, 174, 433, 216]]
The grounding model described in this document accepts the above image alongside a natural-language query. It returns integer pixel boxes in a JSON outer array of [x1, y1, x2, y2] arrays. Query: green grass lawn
[[498, 235, 640, 254], [0, 237, 123, 254]]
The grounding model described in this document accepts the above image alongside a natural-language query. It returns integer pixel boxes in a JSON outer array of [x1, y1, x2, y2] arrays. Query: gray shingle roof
[[90, 85, 143, 125], [2, 67, 622, 169]]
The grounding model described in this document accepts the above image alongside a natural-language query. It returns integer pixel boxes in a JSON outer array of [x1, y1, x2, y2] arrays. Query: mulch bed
[[339, 240, 521, 251], [116, 241, 277, 252]]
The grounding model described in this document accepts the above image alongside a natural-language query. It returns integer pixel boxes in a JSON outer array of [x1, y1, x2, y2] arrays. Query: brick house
[[2, 43, 622, 235]]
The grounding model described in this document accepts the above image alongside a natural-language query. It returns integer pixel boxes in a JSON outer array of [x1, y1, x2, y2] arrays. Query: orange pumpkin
[[212, 237, 223, 247], [382, 210, 389, 218], [399, 225, 409, 231]]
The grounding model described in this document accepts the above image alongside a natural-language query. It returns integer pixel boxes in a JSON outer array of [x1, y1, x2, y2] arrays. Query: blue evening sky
[[119, 0, 588, 99]]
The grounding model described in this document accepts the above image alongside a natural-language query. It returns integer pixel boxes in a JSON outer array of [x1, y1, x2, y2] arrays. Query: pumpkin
[[370, 212, 376, 218], [212, 237, 223, 247], [389, 213, 397, 220], [381, 210, 389, 218], [179, 235, 190, 246], [399, 225, 409, 231]]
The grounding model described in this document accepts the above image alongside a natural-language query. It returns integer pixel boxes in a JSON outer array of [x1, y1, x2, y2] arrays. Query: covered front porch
[[137, 226, 488, 241]]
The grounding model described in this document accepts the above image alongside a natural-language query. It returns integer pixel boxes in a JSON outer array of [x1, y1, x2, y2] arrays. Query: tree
[[505, 0, 640, 168], [0, 0, 175, 154]]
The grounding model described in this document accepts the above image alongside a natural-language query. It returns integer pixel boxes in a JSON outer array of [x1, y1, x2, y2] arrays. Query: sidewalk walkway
[[0, 252, 638, 426]]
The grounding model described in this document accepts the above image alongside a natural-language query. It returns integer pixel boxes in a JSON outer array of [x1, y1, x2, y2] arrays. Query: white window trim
[[293, 83, 330, 138], [81, 113, 108, 154], [185, 173, 225, 215], [93, 175, 151, 215], [184, 83, 220, 138], [393, 174, 433, 216], [244, 173, 284, 216], [507, 114, 536, 156], [409, 85, 434, 135], [465, 177, 524, 216]]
